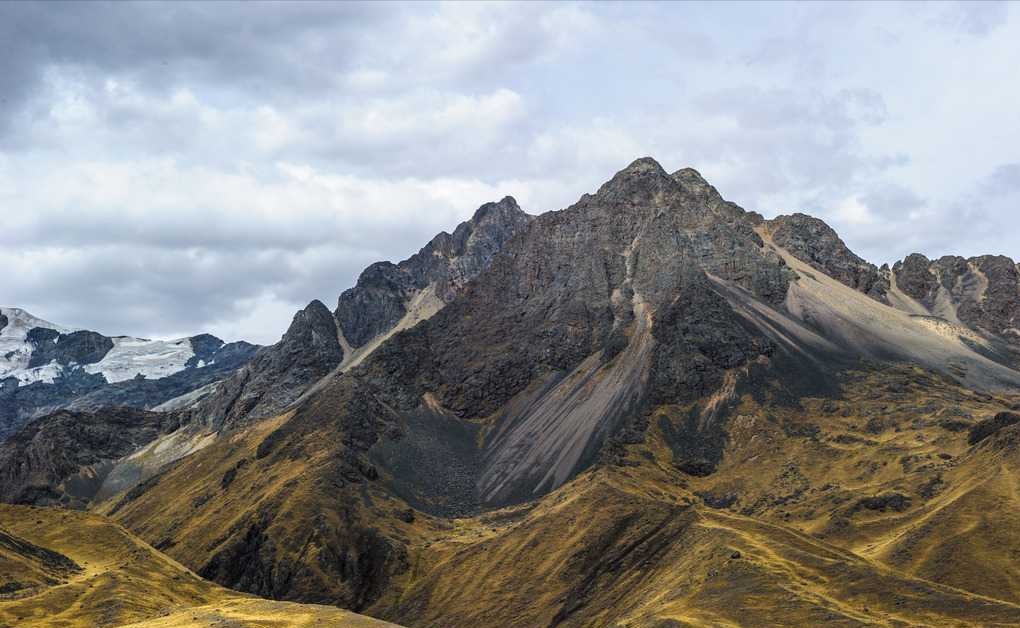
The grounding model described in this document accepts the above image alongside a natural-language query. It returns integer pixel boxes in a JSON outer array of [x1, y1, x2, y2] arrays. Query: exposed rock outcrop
[[891, 253, 1020, 344], [768, 213, 888, 299], [0, 307, 258, 440], [335, 196, 531, 348], [182, 197, 531, 431], [101, 157, 1020, 616], [0, 407, 173, 508], [182, 300, 344, 430]]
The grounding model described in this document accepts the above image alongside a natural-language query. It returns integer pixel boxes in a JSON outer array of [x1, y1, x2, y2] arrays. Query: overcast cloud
[[2, 1, 1018, 344]]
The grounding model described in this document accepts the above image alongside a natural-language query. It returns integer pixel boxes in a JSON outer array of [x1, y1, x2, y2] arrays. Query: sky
[[2, 1, 1019, 344]]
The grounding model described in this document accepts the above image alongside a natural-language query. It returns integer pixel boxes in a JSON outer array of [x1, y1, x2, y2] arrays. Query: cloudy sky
[[2, 1, 1018, 344]]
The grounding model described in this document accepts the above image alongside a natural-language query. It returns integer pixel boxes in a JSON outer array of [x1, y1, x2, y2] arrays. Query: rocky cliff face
[[238, 158, 797, 518], [335, 196, 531, 349], [767, 213, 889, 300], [0, 407, 174, 508], [9, 156, 1020, 624], [181, 197, 531, 431], [175, 156, 1020, 526], [180, 300, 344, 430], [890, 253, 1020, 344]]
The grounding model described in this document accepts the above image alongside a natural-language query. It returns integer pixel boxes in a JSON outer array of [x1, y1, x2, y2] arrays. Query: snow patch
[[0, 307, 202, 386], [0, 307, 78, 384], [82, 336, 196, 383]]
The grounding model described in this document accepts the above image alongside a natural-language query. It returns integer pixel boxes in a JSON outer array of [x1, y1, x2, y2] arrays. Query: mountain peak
[[594, 156, 674, 202], [671, 167, 715, 197], [622, 156, 667, 174], [471, 195, 524, 224], [0, 307, 70, 336]]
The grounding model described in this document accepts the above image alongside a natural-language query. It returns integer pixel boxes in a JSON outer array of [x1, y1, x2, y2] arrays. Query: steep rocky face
[[25, 329, 113, 369], [100, 157, 1020, 619], [0, 407, 173, 508], [335, 196, 531, 349], [182, 300, 343, 430], [181, 198, 531, 432], [893, 253, 940, 302], [891, 252, 1020, 344], [276, 158, 792, 512], [768, 213, 888, 299]]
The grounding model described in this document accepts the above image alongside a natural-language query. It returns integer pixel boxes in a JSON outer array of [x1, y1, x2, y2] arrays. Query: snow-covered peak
[[0, 307, 217, 386], [0, 307, 77, 340]]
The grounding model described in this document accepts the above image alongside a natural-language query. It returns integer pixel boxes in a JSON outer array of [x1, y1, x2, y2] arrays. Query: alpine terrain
[[0, 308, 258, 441], [5, 158, 1020, 627]]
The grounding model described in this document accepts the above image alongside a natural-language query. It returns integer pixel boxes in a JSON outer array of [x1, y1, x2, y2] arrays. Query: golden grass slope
[[120, 598, 400, 628], [371, 467, 1020, 628], [0, 504, 400, 628], [96, 363, 1020, 627]]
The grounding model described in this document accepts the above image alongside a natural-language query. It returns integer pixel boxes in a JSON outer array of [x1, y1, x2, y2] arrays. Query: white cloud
[[2, 0, 1019, 343]]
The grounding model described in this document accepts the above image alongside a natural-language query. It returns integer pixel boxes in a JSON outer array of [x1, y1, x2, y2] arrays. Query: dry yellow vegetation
[[98, 362, 1020, 627], [0, 504, 399, 628], [119, 598, 399, 628]]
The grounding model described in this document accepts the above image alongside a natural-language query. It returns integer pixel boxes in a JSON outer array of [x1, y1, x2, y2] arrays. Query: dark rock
[[26, 328, 113, 369], [695, 491, 738, 509], [0, 408, 171, 508], [181, 198, 530, 432], [893, 253, 939, 303], [852, 492, 911, 513], [335, 196, 531, 348], [892, 252, 1020, 345], [185, 333, 225, 368], [183, 300, 342, 430], [968, 411, 1020, 445], [769, 213, 888, 300]]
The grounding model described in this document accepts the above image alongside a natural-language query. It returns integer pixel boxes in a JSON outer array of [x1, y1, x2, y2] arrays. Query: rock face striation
[[180, 300, 344, 430], [96, 157, 1020, 614], [181, 197, 531, 431], [0, 407, 174, 508], [767, 213, 889, 300], [890, 253, 1020, 344], [335, 196, 531, 349]]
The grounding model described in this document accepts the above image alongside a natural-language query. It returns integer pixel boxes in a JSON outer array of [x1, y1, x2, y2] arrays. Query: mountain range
[[0, 307, 258, 441], [3, 157, 1020, 627]]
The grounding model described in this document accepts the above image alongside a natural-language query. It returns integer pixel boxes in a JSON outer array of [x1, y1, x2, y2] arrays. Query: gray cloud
[[2, 1, 1018, 343]]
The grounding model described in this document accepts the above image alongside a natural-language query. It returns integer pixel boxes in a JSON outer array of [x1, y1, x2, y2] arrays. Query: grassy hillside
[[0, 504, 398, 627], [102, 363, 1020, 627]]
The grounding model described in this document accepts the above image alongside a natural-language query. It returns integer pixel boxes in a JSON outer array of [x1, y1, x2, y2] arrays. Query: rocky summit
[[5, 157, 1020, 628]]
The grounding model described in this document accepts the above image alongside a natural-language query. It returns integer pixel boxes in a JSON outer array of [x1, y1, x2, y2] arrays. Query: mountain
[[5, 157, 1020, 627], [0, 197, 532, 512], [0, 307, 258, 440], [0, 503, 401, 627], [178, 195, 530, 432]]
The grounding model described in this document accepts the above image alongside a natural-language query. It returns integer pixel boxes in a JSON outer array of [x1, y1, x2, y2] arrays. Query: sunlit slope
[[650, 364, 1020, 609], [864, 418, 1020, 603], [369, 467, 1020, 628], [0, 504, 401, 628], [0, 504, 230, 627], [120, 598, 400, 628], [101, 366, 1020, 627]]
